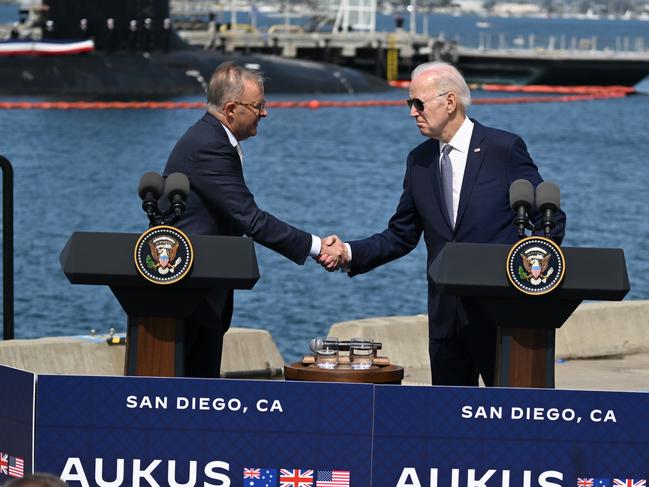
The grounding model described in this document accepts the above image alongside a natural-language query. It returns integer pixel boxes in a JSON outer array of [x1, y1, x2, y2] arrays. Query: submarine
[[0, 0, 389, 99]]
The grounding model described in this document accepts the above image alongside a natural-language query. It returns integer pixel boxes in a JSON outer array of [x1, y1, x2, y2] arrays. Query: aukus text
[[396, 468, 564, 487], [61, 458, 231, 487]]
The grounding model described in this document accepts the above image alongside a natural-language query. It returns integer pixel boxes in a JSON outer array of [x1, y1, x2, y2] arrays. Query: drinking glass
[[314, 337, 339, 369], [350, 337, 374, 370]]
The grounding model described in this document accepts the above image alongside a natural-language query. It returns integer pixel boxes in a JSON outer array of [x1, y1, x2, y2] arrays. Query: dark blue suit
[[348, 120, 566, 385], [164, 112, 312, 377]]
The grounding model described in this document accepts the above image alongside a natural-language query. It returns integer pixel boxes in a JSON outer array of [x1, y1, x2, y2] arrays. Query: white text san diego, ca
[[126, 395, 284, 414], [461, 404, 616, 423]]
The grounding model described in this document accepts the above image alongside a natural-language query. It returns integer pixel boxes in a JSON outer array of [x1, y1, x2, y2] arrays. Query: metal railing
[[0, 155, 13, 340]]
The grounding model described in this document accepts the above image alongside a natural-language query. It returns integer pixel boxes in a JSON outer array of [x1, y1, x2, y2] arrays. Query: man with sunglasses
[[163, 62, 346, 378], [320, 62, 565, 387]]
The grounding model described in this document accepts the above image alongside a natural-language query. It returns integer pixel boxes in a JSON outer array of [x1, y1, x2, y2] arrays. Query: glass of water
[[314, 337, 339, 369], [350, 337, 374, 370]]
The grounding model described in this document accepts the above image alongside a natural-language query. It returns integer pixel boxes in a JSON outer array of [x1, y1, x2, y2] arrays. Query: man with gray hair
[[164, 62, 345, 378], [319, 62, 565, 386]]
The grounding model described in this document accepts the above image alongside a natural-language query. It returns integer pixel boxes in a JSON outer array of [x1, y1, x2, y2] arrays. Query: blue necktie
[[440, 144, 454, 226]]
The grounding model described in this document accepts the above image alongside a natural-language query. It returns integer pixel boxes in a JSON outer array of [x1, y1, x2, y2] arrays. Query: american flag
[[578, 480, 595, 487], [0, 453, 8, 475], [244, 468, 277, 487], [316, 470, 350, 487], [613, 480, 646, 487], [244, 468, 261, 479], [8, 456, 24, 478], [280, 469, 314, 487]]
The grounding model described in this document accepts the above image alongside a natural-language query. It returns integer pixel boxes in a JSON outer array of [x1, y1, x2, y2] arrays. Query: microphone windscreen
[[164, 172, 190, 200], [509, 179, 534, 210], [137, 172, 164, 199], [536, 181, 560, 212]]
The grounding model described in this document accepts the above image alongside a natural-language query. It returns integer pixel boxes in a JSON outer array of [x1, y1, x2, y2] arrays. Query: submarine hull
[[0, 49, 389, 99]]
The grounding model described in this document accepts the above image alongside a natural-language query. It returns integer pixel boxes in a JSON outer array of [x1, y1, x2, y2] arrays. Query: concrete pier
[[330, 300, 649, 391], [0, 327, 284, 379], [0, 301, 647, 391]]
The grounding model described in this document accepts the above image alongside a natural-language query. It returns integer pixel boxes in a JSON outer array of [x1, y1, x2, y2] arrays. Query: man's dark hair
[[206, 61, 264, 110], [3, 473, 69, 487]]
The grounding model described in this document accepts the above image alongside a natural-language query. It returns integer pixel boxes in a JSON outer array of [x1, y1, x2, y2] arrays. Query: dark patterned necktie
[[440, 144, 454, 226]]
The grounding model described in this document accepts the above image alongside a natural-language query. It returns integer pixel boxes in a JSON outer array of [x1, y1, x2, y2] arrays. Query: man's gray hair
[[411, 62, 471, 108], [4, 473, 69, 487], [206, 62, 264, 110]]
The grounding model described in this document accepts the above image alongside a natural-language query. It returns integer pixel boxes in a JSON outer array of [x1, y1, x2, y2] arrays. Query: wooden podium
[[429, 242, 629, 388], [60, 232, 259, 377]]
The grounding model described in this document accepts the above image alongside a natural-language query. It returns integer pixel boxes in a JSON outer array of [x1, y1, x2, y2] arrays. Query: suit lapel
[[428, 141, 454, 232], [455, 121, 487, 231]]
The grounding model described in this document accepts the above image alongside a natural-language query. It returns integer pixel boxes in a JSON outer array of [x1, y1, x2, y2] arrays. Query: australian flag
[[244, 468, 277, 487], [579, 478, 614, 487]]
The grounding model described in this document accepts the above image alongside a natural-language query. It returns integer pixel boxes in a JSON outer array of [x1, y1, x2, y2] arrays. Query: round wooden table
[[284, 362, 404, 384]]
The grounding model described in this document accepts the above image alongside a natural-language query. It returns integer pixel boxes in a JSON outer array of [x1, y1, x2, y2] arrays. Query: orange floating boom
[[0, 91, 629, 111]]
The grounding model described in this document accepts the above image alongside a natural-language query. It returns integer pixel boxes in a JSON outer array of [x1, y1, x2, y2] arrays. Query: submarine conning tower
[[40, 0, 185, 52]]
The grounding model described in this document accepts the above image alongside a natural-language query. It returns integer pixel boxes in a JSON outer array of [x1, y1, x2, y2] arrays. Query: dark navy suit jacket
[[348, 120, 566, 339], [164, 112, 312, 332]]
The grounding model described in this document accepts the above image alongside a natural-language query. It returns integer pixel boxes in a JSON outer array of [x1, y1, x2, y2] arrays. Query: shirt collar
[[439, 117, 474, 154], [220, 122, 239, 148]]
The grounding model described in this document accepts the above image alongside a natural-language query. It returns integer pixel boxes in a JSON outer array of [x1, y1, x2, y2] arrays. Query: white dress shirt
[[439, 117, 474, 226], [220, 123, 321, 258]]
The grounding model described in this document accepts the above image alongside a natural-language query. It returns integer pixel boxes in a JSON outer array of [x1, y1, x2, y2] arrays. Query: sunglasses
[[406, 92, 448, 111]]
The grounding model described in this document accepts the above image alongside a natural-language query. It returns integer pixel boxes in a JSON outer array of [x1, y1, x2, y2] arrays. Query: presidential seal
[[506, 236, 565, 295], [134, 225, 194, 285]]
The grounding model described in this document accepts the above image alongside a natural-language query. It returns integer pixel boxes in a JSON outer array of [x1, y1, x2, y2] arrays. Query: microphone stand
[[513, 205, 535, 239], [539, 208, 556, 238], [146, 207, 184, 227]]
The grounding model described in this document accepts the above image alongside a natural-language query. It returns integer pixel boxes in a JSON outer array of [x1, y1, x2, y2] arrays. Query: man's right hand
[[316, 235, 349, 272]]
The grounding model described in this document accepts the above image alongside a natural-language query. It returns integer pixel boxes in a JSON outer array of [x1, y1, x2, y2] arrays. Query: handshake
[[316, 235, 350, 272]]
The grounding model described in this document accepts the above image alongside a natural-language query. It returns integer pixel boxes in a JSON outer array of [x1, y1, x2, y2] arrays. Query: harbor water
[[1, 5, 649, 361]]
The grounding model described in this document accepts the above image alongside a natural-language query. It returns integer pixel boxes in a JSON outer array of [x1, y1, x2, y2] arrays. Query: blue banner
[[373, 385, 649, 487], [36, 375, 374, 486], [0, 365, 34, 484], [32, 374, 649, 487]]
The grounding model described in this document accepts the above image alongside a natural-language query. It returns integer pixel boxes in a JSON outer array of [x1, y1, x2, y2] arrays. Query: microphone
[[137, 172, 164, 218], [509, 179, 534, 238], [163, 172, 190, 217], [536, 181, 561, 238]]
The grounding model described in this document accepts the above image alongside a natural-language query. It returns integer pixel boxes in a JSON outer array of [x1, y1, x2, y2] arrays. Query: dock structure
[[170, 0, 649, 86], [172, 0, 457, 80], [177, 23, 649, 86], [178, 28, 452, 79]]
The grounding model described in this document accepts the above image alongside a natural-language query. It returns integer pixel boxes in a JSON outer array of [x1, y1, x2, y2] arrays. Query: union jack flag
[[0, 453, 8, 475], [316, 470, 350, 487], [578, 480, 594, 487], [244, 468, 261, 479], [613, 480, 646, 487], [8, 456, 24, 478], [280, 469, 314, 487]]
